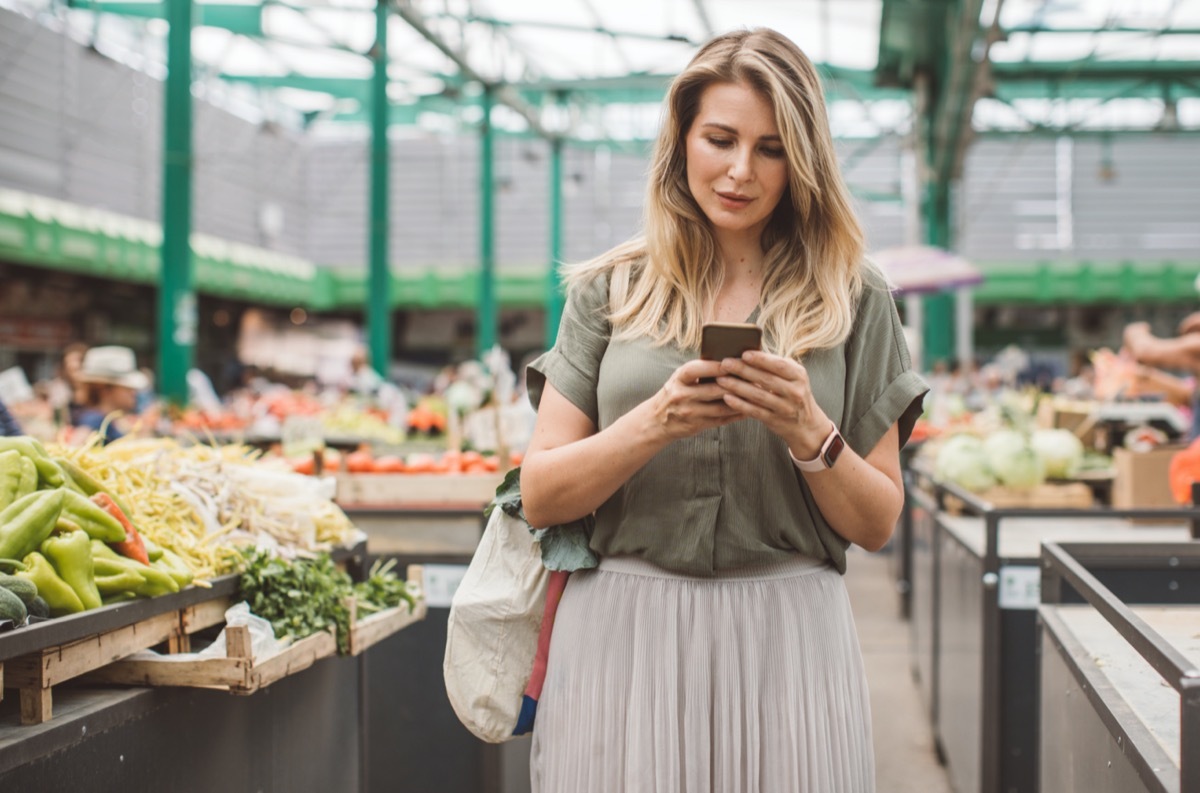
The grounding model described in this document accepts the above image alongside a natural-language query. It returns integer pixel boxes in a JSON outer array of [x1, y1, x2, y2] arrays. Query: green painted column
[[545, 136, 565, 346], [157, 0, 194, 405], [477, 84, 497, 356], [367, 0, 391, 377], [922, 178, 955, 366]]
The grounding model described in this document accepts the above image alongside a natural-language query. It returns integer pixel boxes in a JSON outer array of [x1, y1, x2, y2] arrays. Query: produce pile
[[921, 392, 1109, 494], [53, 436, 361, 578], [0, 436, 194, 625], [238, 549, 418, 655], [290, 445, 521, 476]]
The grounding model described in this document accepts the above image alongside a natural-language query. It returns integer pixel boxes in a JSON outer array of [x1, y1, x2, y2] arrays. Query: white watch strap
[[789, 425, 837, 472]]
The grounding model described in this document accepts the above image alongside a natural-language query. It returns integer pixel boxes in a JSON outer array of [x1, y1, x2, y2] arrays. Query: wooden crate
[[345, 565, 427, 656], [87, 624, 337, 696], [945, 482, 1095, 515], [335, 472, 503, 507], [4, 610, 182, 724]]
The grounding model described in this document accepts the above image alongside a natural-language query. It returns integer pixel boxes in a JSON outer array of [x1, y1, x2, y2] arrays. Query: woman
[[521, 28, 928, 792]]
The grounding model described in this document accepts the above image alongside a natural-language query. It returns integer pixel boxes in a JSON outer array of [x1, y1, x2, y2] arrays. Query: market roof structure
[[2, 0, 1199, 397]]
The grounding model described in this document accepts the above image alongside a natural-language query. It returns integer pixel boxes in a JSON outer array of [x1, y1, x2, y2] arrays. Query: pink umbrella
[[870, 245, 984, 295]]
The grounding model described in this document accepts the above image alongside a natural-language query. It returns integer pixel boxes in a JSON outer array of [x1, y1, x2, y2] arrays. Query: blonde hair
[[565, 28, 867, 359]]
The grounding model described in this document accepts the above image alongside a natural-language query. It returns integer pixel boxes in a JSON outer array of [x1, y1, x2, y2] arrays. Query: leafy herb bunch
[[238, 549, 420, 654]]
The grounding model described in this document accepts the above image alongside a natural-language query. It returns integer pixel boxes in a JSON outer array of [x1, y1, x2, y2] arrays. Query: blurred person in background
[[1124, 318, 1200, 439], [73, 345, 149, 443], [0, 396, 22, 437], [347, 345, 384, 397], [44, 342, 89, 425]]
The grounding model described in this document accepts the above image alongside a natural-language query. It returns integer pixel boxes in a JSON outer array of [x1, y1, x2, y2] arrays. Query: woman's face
[[684, 81, 790, 246]]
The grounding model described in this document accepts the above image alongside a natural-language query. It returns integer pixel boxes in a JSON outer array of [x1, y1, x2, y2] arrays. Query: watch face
[[823, 432, 845, 468]]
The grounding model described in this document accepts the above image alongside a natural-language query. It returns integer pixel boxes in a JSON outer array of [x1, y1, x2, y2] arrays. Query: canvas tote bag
[[444, 504, 568, 743]]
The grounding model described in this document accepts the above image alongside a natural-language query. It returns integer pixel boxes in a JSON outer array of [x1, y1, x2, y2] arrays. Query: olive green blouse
[[525, 265, 928, 576]]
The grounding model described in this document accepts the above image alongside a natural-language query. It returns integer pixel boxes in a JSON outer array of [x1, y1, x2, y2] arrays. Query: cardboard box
[[1111, 445, 1183, 510]]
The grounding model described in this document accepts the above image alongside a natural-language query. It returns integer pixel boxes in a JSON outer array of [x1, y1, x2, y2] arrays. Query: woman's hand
[[716, 350, 830, 459], [647, 359, 744, 442]]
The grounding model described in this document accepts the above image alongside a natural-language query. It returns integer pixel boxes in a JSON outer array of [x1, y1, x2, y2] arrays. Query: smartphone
[[700, 322, 762, 383]]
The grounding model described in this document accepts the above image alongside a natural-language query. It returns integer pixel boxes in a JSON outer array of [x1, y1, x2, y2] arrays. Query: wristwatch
[[790, 424, 845, 472]]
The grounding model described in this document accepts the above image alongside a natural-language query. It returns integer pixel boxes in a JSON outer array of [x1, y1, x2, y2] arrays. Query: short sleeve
[[525, 273, 610, 425], [841, 267, 929, 454]]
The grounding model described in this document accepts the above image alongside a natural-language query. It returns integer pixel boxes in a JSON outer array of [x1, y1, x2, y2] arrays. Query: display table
[[906, 469, 1200, 793], [1038, 542, 1200, 793]]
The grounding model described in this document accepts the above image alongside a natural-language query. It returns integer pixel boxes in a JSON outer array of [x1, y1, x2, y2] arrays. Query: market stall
[[1038, 541, 1200, 793], [0, 434, 427, 790], [906, 467, 1199, 793]]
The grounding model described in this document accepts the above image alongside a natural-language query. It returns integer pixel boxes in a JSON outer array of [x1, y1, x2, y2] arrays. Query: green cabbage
[[1031, 429, 1085, 479], [991, 443, 1045, 490], [934, 435, 996, 493]]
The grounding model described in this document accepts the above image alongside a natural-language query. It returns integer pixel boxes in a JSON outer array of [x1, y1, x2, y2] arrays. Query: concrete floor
[[844, 546, 954, 793]]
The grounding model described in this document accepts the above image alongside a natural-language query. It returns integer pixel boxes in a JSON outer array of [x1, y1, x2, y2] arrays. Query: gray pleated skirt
[[530, 554, 875, 793]]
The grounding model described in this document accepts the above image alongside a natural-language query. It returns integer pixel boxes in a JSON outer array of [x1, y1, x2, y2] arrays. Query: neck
[[713, 231, 765, 285]]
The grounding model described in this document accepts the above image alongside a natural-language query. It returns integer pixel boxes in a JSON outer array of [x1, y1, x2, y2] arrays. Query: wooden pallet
[[4, 610, 181, 724], [345, 565, 427, 656]]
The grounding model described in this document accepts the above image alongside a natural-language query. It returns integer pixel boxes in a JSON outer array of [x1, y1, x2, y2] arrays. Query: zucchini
[[26, 596, 49, 619], [0, 572, 37, 606], [0, 585, 27, 624]]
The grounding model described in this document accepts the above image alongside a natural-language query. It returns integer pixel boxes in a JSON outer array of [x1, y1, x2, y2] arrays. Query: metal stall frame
[[1040, 541, 1200, 793], [911, 462, 1200, 793]]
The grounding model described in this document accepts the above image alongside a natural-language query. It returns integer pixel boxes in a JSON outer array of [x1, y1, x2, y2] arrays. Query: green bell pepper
[[41, 529, 101, 611], [153, 549, 194, 588], [95, 569, 146, 598], [92, 542, 180, 598], [0, 489, 65, 561], [0, 438, 64, 488], [18, 551, 84, 615], [0, 449, 23, 510], [60, 489, 125, 543], [16, 456, 37, 500], [141, 536, 165, 563]]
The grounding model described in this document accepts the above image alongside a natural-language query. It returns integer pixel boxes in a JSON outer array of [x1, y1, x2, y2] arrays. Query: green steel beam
[[921, 179, 955, 364], [439, 13, 697, 44], [158, 0, 195, 405], [1003, 25, 1200, 35], [546, 135, 565, 346], [66, 1, 262, 35], [991, 59, 1200, 81], [876, 0, 953, 87], [990, 78, 1200, 101], [477, 85, 497, 356], [219, 74, 371, 101], [391, 2, 557, 141], [367, 0, 390, 377]]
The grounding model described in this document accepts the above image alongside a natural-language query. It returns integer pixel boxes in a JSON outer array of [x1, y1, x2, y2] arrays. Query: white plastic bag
[[196, 601, 290, 662]]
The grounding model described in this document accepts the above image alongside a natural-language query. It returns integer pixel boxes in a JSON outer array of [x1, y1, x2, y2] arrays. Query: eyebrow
[[699, 122, 781, 142]]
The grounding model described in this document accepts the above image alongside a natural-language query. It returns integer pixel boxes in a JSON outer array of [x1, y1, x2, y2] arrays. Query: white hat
[[77, 346, 150, 391]]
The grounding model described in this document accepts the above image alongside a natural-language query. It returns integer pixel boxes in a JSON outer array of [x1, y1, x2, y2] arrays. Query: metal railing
[[1041, 541, 1200, 793]]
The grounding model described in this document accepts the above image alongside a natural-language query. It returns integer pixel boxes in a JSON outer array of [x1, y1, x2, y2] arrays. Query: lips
[[716, 191, 753, 209]]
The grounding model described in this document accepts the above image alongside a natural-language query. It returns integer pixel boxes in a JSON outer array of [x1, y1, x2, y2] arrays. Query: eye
[[706, 137, 734, 149], [760, 146, 785, 159]]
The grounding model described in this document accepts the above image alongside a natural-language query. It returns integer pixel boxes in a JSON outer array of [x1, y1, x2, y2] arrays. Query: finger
[[687, 381, 734, 402], [718, 376, 795, 418], [722, 391, 774, 421], [741, 350, 804, 379], [720, 355, 803, 393], [679, 358, 727, 382]]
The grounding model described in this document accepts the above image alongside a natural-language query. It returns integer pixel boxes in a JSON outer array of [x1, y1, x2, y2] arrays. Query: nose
[[727, 145, 754, 183]]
